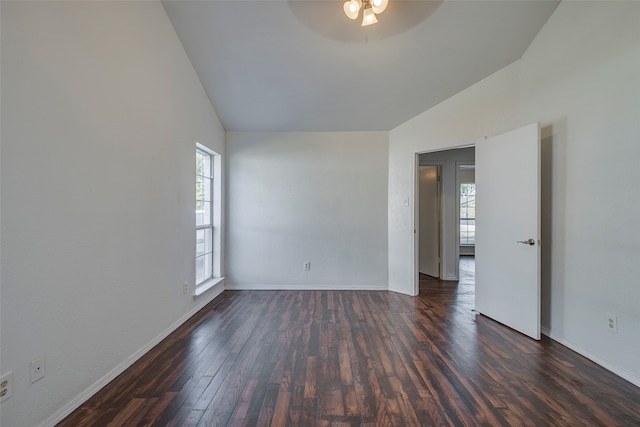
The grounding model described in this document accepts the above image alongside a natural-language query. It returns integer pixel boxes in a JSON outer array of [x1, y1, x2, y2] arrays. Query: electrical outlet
[[0, 371, 13, 403], [183, 282, 189, 295], [607, 314, 618, 333], [303, 261, 311, 271], [31, 355, 46, 383]]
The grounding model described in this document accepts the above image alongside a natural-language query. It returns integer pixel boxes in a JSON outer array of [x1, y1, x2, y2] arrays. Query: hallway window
[[460, 183, 475, 245]]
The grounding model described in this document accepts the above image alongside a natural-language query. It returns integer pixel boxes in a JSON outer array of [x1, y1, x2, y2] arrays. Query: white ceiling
[[162, 0, 560, 132]]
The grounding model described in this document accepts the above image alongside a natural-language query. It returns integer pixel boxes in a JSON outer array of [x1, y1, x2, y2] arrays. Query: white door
[[419, 166, 440, 277], [475, 123, 541, 340]]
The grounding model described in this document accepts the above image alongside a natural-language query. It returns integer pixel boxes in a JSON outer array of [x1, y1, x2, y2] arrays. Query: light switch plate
[[31, 355, 46, 383]]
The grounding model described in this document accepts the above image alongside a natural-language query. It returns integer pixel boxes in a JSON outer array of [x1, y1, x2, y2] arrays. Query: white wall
[[389, 1, 640, 385], [226, 132, 388, 290], [0, 2, 225, 426]]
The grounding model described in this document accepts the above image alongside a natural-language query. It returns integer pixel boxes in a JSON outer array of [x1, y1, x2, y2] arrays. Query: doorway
[[416, 147, 475, 286], [411, 124, 541, 340]]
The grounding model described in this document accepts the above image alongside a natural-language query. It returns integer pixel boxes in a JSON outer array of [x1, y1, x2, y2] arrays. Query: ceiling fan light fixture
[[371, 0, 388, 15], [344, 0, 386, 26], [361, 6, 378, 26], [343, 0, 361, 20]]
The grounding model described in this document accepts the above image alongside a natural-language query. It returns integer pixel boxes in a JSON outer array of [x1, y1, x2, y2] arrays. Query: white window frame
[[195, 143, 223, 295], [459, 182, 476, 246]]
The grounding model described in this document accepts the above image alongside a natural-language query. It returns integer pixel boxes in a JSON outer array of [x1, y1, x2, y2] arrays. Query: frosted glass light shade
[[371, 0, 388, 14], [343, 0, 361, 20], [362, 7, 378, 26]]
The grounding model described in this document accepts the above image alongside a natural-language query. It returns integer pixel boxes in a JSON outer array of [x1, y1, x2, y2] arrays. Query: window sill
[[194, 276, 225, 297]]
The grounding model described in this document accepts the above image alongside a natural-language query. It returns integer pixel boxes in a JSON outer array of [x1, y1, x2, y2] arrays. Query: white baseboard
[[387, 286, 415, 296], [541, 329, 640, 389], [42, 282, 225, 427], [225, 283, 387, 291]]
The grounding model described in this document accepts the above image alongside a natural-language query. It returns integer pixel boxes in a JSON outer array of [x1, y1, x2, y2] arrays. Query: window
[[460, 183, 475, 245], [196, 148, 213, 285], [195, 144, 223, 294]]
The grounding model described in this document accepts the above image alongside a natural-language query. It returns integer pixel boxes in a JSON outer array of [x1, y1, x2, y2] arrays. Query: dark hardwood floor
[[59, 258, 640, 426]]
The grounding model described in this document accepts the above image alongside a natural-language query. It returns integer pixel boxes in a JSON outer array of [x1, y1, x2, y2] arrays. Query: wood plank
[[59, 260, 640, 426]]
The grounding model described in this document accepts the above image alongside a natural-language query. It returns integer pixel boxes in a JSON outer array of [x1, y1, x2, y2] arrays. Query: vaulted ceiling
[[162, 0, 560, 132]]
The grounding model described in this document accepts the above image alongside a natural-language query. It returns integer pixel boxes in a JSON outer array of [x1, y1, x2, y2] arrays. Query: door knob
[[517, 239, 536, 246]]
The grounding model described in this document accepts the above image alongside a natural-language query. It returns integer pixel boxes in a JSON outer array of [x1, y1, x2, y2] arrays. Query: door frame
[[413, 141, 480, 295]]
